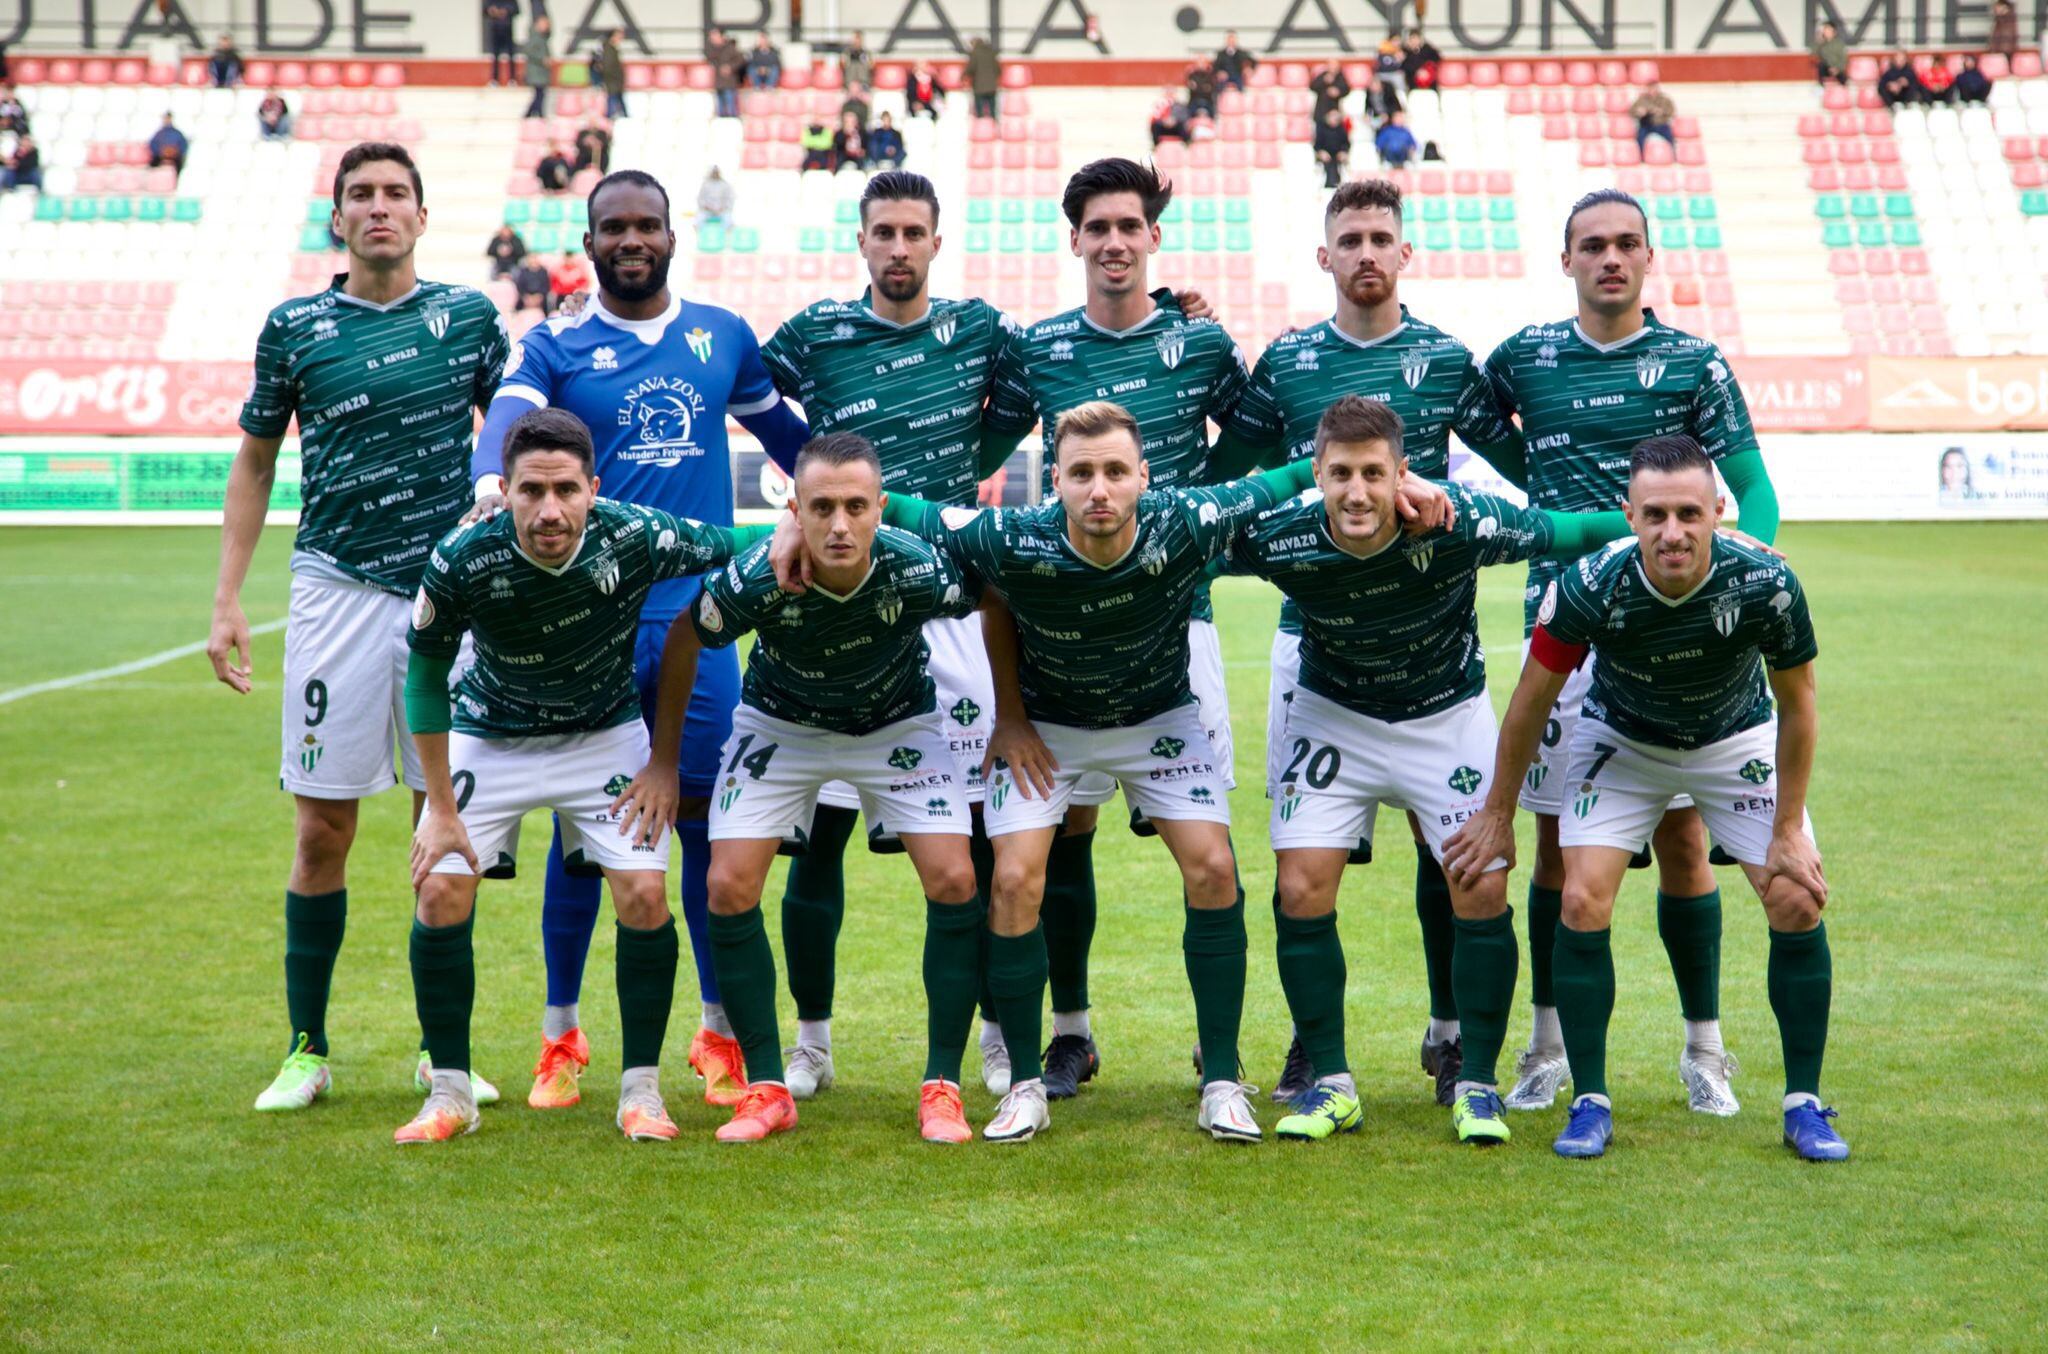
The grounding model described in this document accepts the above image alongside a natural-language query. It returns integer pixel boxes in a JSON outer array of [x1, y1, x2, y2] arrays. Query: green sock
[[1552, 923, 1614, 1099], [1415, 844, 1458, 1022], [1451, 908, 1519, 1087], [1042, 828, 1097, 1013], [1527, 883, 1563, 1007], [1657, 888, 1723, 1021], [284, 888, 346, 1057], [707, 908, 784, 1084], [1274, 906, 1348, 1077], [923, 895, 987, 1083], [1185, 892, 1248, 1086], [1769, 922, 1832, 1098], [780, 803, 857, 1022], [970, 817, 998, 1023], [409, 915, 474, 1076], [615, 918, 678, 1072], [986, 925, 1048, 1085]]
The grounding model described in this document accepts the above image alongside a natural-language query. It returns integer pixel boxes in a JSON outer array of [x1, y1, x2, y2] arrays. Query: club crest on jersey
[[1401, 351, 1431, 389], [1139, 537, 1168, 575], [1407, 540, 1435, 573], [1710, 592, 1742, 636], [1636, 353, 1669, 387], [593, 556, 621, 595], [875, 587, 904, 625], [1573, 782, 1600, 819], [931, 311, 957, 345], [686, 326, 715, 362], [424, 306, 450, 341], [1156, 327, 1187, 369]]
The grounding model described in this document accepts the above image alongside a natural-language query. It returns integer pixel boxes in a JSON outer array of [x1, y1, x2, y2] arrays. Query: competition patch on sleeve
[[412, 587, 435, 630], [1537, 580, 1558, 626], [697, 593, 724, 632], [940, 506, 983, 530]]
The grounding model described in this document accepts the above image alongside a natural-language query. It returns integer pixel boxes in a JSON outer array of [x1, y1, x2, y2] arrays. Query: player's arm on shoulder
[[979, 590, 1058, 798], [1716, 447, 1781, 547], [731, 322, 810, 473], [1693, 344, 1780, 544], [1392, 469, 1455, 533], [981, 322, 1039, 437], [208, 430, 286, 693], [471, 331, 556, 517], [647, 506, 776, 580], [1533, 505, 1632, 561]]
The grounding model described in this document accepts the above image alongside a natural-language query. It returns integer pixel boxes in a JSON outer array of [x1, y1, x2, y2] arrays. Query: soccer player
[[661, 433, 986, 1144], [1443, 435, 1845, 1162], [1216, 176, 1531, 1109], [1223, 396, 1630, 1145], [977, 157, 1256, 1099], [208, 141, 510, 1112], [1482, 188, 1781, 1116], [399, 408, 770, 1144], [472, 169, 809, 1114], [839, 400, 1449, 1142]]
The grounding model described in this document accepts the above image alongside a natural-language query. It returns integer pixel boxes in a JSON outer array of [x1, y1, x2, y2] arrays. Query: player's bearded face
[[508, 451, 595, 565], [1316, 442, 1402, 547], [861, 202, 939, 304], [1073, 192, 1158, 299], [589, 188, 676, 304], [1627, 467, 1723, 593], [1322, 208, 1405, 309], [1565, 202, 1650, 316], [794, 462, 882, 577], [1053, 435, 1148, 540]]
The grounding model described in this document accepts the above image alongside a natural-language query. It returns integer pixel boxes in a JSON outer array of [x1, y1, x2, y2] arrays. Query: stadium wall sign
[[0, 360, 254, 436], [1866, 355, 2048, 432], [1728, 356, 1869, 432], [3, 0, 2034, 59]]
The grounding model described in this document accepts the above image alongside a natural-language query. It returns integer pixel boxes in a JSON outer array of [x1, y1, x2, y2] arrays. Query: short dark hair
[[1314, 395, 1406, 459], [1628, 433, 1713, 481], [860, 170, 940, 227], [1061, 157, 1173, 228], [793, 431, 882, 482], [588, 169, 671, 229], [332, 142, 423, 208], [1563, 187, 1649, 251], [1326, 177, 1403, 226], [504, 408, 596, 478]]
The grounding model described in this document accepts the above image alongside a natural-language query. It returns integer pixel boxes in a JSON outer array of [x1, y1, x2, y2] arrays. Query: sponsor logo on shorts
[[1278, 783, 1300, 820], [604, 774, 632, 797], [1448, 765, 1483, 795], [1739, 758, 1773, 785], [1188, 786, 1214, 804], [926, 796, 953, 818], [1572, 782, 1600, 819], [299, 733, 323, 773], [887, 746, 923, 771], [950, 697, 982, 727], [1150, 736, 1186, 759], [718, 776, 743, 811]]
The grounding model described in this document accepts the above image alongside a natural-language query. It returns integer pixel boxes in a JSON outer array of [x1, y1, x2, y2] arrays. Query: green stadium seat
[[528, 225, 562, 251], [966, 199, 993, 224], [1883, 194, 1914, 219], [1421, 198, 1449, 223], [1455, 198, 1484, 224], [1424, 225, 1453, 251], [34, 195, 64, 222], [1889, 221, 1921, 246], [1032, 200, 1061, 224], [101, 197, 132, 222], [502, 200, 531, 225], [1659, 225, 1688, 249], [1224, 225, 1253, 251], [1491, 225, 1520, 251], [1159, 200, 1185, 224], [567, 201, 588, 226], [999, 199, 1026, 224], [1688, 196, 1717, 220], [1191, 224, 1220, 252], [833, 228, 858, 252], [1190, 199, 1218, 224], [1815, 196, 1845, 220], [66, 198, 99, 221], [298, 223, 331, 251], [136, 197, 166, 222], [997, 225, 1026, 252], [307, 200, 332, 225], [2022, 190, 2048, 216], [1458, 226, 1487, 250], [1856, 221, 1887, 246], [1848, 194, 1879, 220], [1822, 221, 1853, 248], [696, 223, 726, 252], [1160, 225, 1186, 251], [834, 199, 859, 225], [1488, 198, 1516, 222], [1692, 224, 1722, 249], [1654, 198, 1683, 221], [172, 199, 201, 223], [799, 227, 827, 252], [1030, 227, 1060, 252], [537, 199, 565, 224], [964, 226, 991, 252], [730, 226, 760, 252]]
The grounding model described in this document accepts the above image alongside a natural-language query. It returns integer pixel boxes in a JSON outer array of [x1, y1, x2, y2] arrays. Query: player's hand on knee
[[612, 761, 679, 847], [1716, 527, 1783, 559], [206, 600, 253, 693], [1443, 806, 1513, 890], [985, 718, 1057, 799], [1393, 474, 1454, 533], [411, 816, 478, 890], [1764, 829, 1827, 909], [768, 512, 813, 593]]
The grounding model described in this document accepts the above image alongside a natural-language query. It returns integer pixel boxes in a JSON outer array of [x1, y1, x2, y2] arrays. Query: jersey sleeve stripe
[[729, 391, 782, 417], [496, 385, 549, 408]]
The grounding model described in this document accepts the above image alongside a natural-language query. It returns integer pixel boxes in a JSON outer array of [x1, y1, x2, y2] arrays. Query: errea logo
[[593, 345, 618, 371]]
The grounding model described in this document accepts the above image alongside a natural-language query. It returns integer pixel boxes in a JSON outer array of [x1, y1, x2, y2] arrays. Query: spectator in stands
[[1375, 32, 1407, 92], [147, 113, 188, 178], [1955, 53, 1994, 104], [842, 82, 873, 130], [574, 120, 611, 173], [1, 134, 40, 192], [535, 141, 573, 192], [551, 248, 592, 302], [800, 119, 835, 172], [833, 110, 869, 173], [1213, 31, 1256, 91], [697, 165, 734, 225], [487, 225, 526, 279], [967, 36, 1000, 118], [747, 32, 782, 90], [523, 16, 552, 119], [906, 61, 944, 120], [841, 30, 875, 90], [1311, 58, 1351, 121], [1630, 80, 1676, 150], [257, 88, 291, 139], [1879, 50, 1926, 107], [1812, 22, 1849, 85], [1362, 72, 1402, 126], [707, 26, 743, 118], [870, 112, 906, 169], [485, 1, 520, 86], [1150, 86, 1192, 147], [1403, 29, 1443, 97], [1185, 55, 1219, 119], [513, 255, 552, 313], [1313, 108, 1350, 188], [0, 85, 25, 135], [1992, 0, 2020, 58], [209, 33, 243, 88], [1375, 109, 1417, 168], [1920, 54, 1956, 104], [599, 27, 627, 118]]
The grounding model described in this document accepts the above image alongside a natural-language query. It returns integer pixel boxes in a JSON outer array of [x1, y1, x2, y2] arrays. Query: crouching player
[[662, 432, 987, 1144], [1445, 435, 1845, 1162], [397, 409, 768, 1145]]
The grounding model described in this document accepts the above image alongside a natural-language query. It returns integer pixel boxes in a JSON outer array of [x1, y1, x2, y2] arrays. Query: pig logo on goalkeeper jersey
[[621, 382, 708, 465]]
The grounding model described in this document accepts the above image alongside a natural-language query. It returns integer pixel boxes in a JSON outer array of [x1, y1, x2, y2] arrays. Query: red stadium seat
[[1897, 250, 1929, 275], [1822, 86, 1851, 110], [47, 59, 79, 83], [1451, 169, 1479, 195], [1531, 61, 1563, 86], [1000, 143, 1027, 169], [1696, 252, 1727, 276], [1834, 279, 1869, 305], [1641, 278, 1670, 309], [1601, 88, 1629, 115], [1867, 141, 1897, 165], [1803, 142, 1833, 165], [1864, 250, 1896, 276], [2016, 51, 2045, 77], [1565, 61, 1597, 86], [1579, 143, 1609, 167], [1662, 251, 1694, 279], [1829, 112, 1858, 138], [1866, 277, 1901, 303], [1508, 89, 1536, 115], [1848, 55, 1881, 81], [278, 61, 308, 85], [1640, 139, 1672, 166], [1486, 170, 1514, 195], [1808, 166, 1841, 191], [1417, 169, 1446, 194], [1842, 306, 1875, 335], [1798, 114, 1828, 139], [1828, 252, 1861, 277], [113, 59, 146, 85], [1279, 63, 1309, 88], [373, 63, 405, 87], [81, 58, 112, 83], [1704, 278, 1734, 307], [1002, 63, 1032, 89], [1495, 254, 1524, 279], [1574, 115, 1602, 140], [1427, 253, 1458, 279], [1469, 62, 1501, 88], [1438, 63, 1469, 88], [1671, 279, 1702, 307], [14, 58, 46, 83], [1604, 114, 1632, 140], [1614, 141, 1643, 167], [343, 62, 372, 88], [1542, 116, 1570, 141]]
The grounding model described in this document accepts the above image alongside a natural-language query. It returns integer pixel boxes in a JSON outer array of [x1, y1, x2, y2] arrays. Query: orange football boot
[[688, 1027, 748, 1106], [715, 1082, 798, 1142], [528, 1028, 592, 1109], [918, 1079, 973, 1144]]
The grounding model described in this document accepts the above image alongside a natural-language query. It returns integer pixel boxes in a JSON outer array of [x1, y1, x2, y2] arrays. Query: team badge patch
[[1401, 350, 1431, 389], [1710, 592, 1742, 636], [718, 776, 744, 810], [1448, 765, 1483, 795], [1739, 758, 1774, 785], [1525, 765, 1548, 793], [888, 746, 923, 771], [299, 733, 323, 773], [1572, 782, 1600, 819], [1537, 581, 1559, 626], [950, 698, 982, 726], [1150, 737, 1186, 759], [1278, 783, 1301, 820], [1636, 353, 1668, 387], [875, 587, 904, 625], [932, 312, 957, 345], [1156, 327, 1186, 369], [594, 556, 620, 595], [424, 306, 450, 340], [1139, 537, 1167, 575], [1407, 541, 1435, 573], [687, 326, 715, 362]]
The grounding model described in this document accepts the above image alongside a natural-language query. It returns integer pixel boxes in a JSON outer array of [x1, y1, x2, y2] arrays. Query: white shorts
[[1557, 717, 1816, 867], [1265, 629, 1301, 797], [1269, 688, 1507, 870], [816, 613, 996, 813], [986, 705, 1231, 837], [424, 721, 666, 877], [712, 704, 971, 843], [1075, 617, 1236, 809], [1517, 641, 1691, 815], [280, 574, 423, 799]]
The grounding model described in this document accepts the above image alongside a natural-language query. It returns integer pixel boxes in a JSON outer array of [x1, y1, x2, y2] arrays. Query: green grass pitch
[[2, 522, 2044, 1347]]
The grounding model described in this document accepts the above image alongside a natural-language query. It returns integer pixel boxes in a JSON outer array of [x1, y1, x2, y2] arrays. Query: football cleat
[[784, 1043, 835, 1100], [1783, 1101, 1850, 1162], [715, 1082, 798, 1143], [1451, 1087, 1513, 1145], [1680, 1047, 1741, 1116], [1274, 1083, 1363, 1141], [1270, 1034, 1316, 1109], [526, 1029, 591, 1109], [254, 1033, 331, 1112], [918, 1079, 973, 1144], [1041, 1033, 1100, 1100], [1198, 1080, 1263, 1143], [617, 1089, 680, 1142], [1505, 1047, 1572, 1111], [980, 1038, 1013, 1097], [984, 1078, 1050, 1143], [688, 1027, 748, 1107], [416, 1051, 500, 1107], [1420, 1033, 1464, 1108], [1553, 1097, 1614, 1159], [394, 1088, 479, 1145]]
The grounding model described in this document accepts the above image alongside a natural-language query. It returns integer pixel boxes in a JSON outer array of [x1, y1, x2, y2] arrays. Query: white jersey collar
[[592, 293, 683, 345], [332, 281, 422, 313], [1571, 315, 1657, 354], [512, 526, 590, 576]]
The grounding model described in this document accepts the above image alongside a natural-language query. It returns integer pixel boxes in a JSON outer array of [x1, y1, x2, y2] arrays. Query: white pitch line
[[0, 617, 288, 707]]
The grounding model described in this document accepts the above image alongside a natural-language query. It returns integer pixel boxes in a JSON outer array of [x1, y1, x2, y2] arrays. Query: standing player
[[400, 409, 770, 1144], [977, 157, 1257, 1098], [1217, 177, 1531, 1109], [208, 142, 510, 1112], [471, 170, 809, 1113], [1445, 435, 1845, 1162], [1482, 189, 1781, 1116], [663, 433, 986, 1144], [1223, 396, 1629, 1145]]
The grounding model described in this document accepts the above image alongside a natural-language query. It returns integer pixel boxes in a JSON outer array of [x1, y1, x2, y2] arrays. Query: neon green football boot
[[1451, 1087, 1513, 1145], [1274, 1082, 1364, 1141], [254, 1032, 331, 1112]]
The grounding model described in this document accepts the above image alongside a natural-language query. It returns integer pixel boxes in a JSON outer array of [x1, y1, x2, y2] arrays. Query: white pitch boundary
[[0, 617, 288, 707]]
